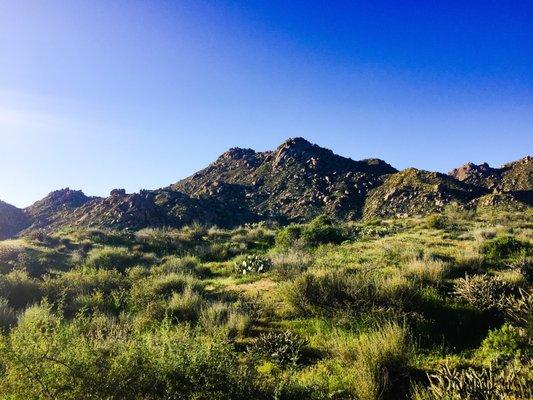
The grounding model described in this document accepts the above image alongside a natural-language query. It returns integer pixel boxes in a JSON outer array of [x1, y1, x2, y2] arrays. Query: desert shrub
[[416, 359, 533, 400], [301, 216, 345, 246], [346, 323, 413, 400], [0, 297, 17, 330], [285, 269, 416, 317], [234, 255, 272, 275], [42, 267, 126, 314], [166, 286, 205, 323], [0, 269, 42, 309], [129, 272, 203, 312], [480, 236, 531, 262], [86, 246, 140, 272], [426, 214, 447, 230], [478, 324, 528, 361], [271, 251, 312, 281], [404, 257, 449, 286], [275, 224, 302, 248], [0, 306, 260, 399], [454, 274, 514, 312], [153, 255, 210, 277], [252, 330, 308, 366], [199, 302, 250, 339], [504, 288, 533, 330]]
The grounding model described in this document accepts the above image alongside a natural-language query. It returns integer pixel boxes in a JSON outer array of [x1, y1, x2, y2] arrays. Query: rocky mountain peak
[[219, 147, 257, 161]]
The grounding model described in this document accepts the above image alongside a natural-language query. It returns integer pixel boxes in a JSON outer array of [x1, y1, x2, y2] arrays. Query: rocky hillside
[[363, 168, 486, 219], [172, 137, 397, 222], [449, 156, 532, 192], [0, 138, 530, 238], [0, 200, 29, 240]]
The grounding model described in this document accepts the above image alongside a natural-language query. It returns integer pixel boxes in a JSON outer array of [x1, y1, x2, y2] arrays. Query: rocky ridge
[[0, 138, 531, 237]]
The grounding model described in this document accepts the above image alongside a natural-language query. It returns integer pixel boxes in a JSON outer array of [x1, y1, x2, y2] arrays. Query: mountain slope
[[0, 200, 30, 239], [449, 156, 532, 192], [173, 137, 397, 222], [363, 168, 487, 218]]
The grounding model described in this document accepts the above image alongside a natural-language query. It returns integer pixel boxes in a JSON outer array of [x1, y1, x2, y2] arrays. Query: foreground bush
[[414, 358, 533, 400], [0, 305, 260, 400], [331, 323, 413, 400]]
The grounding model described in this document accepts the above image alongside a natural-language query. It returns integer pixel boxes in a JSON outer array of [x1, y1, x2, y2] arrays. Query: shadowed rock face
[[0, 138, 530, 238], [0, 200, 30, 240]]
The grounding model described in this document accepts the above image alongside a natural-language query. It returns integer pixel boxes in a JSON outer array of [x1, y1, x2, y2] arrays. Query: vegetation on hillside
[[0, 206, 531, 399]]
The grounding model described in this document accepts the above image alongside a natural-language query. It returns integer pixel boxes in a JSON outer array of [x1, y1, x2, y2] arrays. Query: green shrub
[[275, 224, 302, 248], [86, 246, 140, 272], [166, 286, 205, 323], [284, 269, 415, 317], [252, 330, 308, 366], [0, 269, 42, 309], [346, 323, 413, 400], [199, 302, 250, 339], [0, 306, 260, 399], [426, 214, 447, 230], [271, 251, 312, 281], [479, 324, 526, 360], [301, 216, 345, 246], [0, 297, 16, 330], [480, 236, 531, 262]]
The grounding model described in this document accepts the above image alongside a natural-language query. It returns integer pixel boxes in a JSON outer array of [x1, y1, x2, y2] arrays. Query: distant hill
[[0, 138, 530, 238]]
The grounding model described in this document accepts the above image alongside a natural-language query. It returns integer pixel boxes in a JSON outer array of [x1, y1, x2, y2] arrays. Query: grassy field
[[0, 207, 531, 399]]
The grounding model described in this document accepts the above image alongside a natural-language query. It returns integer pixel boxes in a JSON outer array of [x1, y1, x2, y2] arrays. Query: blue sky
[[0, 0, 532, 207]]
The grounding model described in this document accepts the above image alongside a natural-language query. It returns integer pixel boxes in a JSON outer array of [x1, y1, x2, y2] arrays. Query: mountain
[[0, 200, 30, 240], [172, 137, 397, 222], [363, 168, 486, 218], [0, 138, 531, 238], [449, 156, 532, 192]]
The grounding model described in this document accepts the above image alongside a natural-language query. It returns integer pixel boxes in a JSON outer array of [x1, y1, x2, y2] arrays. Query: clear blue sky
[[1, 0, 532, 207]]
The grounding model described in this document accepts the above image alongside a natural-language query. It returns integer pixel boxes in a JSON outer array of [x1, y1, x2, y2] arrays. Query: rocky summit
[[0, 138, 531, 237]]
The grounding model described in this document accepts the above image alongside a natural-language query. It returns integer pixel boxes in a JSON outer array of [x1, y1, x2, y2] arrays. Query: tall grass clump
[[86, 246, 140, 272], [333, 323, 413, 400]]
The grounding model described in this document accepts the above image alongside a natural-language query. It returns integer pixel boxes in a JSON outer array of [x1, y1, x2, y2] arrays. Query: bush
[[404, 257, 449, 286], [271, 251, 312, 281], [166, 286, 205, 323], [342, 323, 413, 400], [0, 269, 42, 309], [0, 297, 16, 330], [301, 216, 345, 246], [426, 214, 447, 230], [234, 255, 272, 275], [199, 302, 250, 339], [417, 359, 533, 400], [252, 330, 308, 366], [454, 274, 514, 312], [275, 225, 302, 248], [284, 269, 416, 317], [86, 246, 140, 272], [0, 306, 260, 399], [479, 324, 527, 360], [480, 236, 531, 262]]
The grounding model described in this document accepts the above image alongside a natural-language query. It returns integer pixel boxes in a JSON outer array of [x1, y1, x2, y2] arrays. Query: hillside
[[0, 138, 531, 238], [0, 201, 29, 240], [449, 156, 532, 192]]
